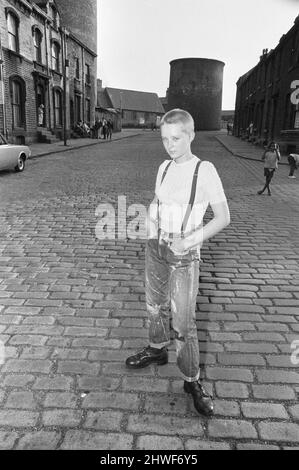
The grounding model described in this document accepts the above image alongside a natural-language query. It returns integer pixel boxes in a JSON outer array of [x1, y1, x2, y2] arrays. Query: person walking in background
[[107, 119, 113, 140], [94, 119, 101, 139], [38, 104, 44, 126], [247, 122, 254, 140], [102, 119, 107, 140], [288, 153, 299, 178], [257, 141, 281, 196]]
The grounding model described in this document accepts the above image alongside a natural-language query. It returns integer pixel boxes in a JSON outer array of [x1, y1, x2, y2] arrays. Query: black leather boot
[[125, 345, 168, 369], [184, 380, 214, 416]]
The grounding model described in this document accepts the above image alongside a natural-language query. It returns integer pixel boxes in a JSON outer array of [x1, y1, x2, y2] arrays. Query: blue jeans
[[145, 238, 200, 382]]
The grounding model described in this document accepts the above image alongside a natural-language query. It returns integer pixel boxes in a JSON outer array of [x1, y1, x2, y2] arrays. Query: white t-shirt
[[150, 156, 227, 236]]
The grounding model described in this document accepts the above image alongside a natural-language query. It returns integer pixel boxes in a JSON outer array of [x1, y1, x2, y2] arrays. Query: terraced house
[[0, 0, 97, 144], [234, 15, 299, 153], [97, 85, 165, 130]]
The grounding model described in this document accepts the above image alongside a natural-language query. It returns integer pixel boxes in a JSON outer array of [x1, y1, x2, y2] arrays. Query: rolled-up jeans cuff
[[149, 341, 170, 349], [182, 371, 200, 382]]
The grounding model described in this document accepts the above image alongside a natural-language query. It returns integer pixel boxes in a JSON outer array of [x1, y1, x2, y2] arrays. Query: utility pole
[[119, 91, 123, 131]]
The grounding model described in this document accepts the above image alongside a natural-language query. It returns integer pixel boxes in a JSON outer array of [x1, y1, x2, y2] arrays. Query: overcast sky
[[97, 0, 299, 109]]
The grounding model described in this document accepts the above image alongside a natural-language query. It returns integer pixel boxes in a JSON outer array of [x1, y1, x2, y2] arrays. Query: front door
[[75, 94, 81, 124], [36, 84, 45, 127]]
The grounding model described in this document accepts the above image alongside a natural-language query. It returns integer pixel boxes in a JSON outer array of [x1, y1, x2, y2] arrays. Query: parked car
[[0, 133, 31, 172]]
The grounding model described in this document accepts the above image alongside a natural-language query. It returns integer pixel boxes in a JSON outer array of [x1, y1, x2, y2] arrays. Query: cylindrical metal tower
[[55, 0, 97, 54], [167, 58, 224, 131]]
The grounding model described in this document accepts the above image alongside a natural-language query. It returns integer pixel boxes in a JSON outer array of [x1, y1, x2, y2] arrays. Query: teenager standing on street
[[125, 109, 230, 417]]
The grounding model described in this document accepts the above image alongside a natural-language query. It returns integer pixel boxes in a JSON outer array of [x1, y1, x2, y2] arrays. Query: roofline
[[170, 57, 225, 67], [68, 31, 97, 57], [106, 87, 160, 96], [236, 14, 299, 85]]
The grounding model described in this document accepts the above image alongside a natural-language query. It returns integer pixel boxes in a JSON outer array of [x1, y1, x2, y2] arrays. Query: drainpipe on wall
[[82, 46, 85, 123], [61, 26, 67, 146], [44, 20, 51, 131], [0, 32, 8, 139]]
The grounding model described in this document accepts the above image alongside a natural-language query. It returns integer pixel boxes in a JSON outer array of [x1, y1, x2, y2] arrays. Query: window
[[7, 12, 19, 52], [290, 32, 298, 67], [75, 94, 81, 123], [264, 65, 267, 86], [11, 79, 25, 128], [51, 6, 58, 29], [284, 94, 292, 129], [51, 42, 60, 72], [85, 98, 91, 124], [75, 58, 80, 79], [267, 60, 273, 83], [257, 66, 261, 86], [34, 29, 42, 63], [296, 32, 299, 64], [275, 50, 281, 79], [85, 64, 90, 84], [54, 89, 62, 127]]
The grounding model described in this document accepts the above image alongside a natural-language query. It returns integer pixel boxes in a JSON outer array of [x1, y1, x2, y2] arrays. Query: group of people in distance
[[93, 118, 113, 140], [73, 118, 114, 140], [226, 121, 233, 135], [73, 120, 91, 138]]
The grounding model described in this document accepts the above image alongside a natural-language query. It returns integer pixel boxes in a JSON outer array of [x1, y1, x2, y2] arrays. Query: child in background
[[288, 153, 299, 178], [258, 141, 281, 196]]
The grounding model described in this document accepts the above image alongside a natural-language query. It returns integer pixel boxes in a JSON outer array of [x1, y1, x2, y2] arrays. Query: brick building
[[234, 15, 299, 153], [0, 0, 97, 144], [97, 85, 165, 129], [96, 80, 121, 132]]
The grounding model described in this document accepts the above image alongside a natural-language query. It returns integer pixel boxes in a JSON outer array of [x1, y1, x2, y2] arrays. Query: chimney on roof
[[279, 34, 286, 43], [260, 48, 268, 61]]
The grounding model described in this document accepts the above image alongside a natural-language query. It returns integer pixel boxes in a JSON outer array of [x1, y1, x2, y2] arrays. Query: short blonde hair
[[160, 108, 194, 134]]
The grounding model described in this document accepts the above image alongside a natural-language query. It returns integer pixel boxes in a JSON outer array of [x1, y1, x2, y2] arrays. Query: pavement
[[0, 130, 298, 450], [215, 132, 289, 165], [29, 128, 146, 159]]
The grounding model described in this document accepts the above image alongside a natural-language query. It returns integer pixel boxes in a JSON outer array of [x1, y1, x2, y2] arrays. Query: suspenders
[[160, 160, 173, 185], [181, 160, 201, 237], [157, 159, 202, 239]]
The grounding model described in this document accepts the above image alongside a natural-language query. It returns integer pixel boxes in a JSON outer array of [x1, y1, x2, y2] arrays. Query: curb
[[215, 136, 289, 166], [30, 132, 144, 160]]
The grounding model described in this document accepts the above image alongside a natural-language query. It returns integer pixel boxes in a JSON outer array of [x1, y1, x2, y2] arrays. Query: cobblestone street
[[0, 131, 298, 450]]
